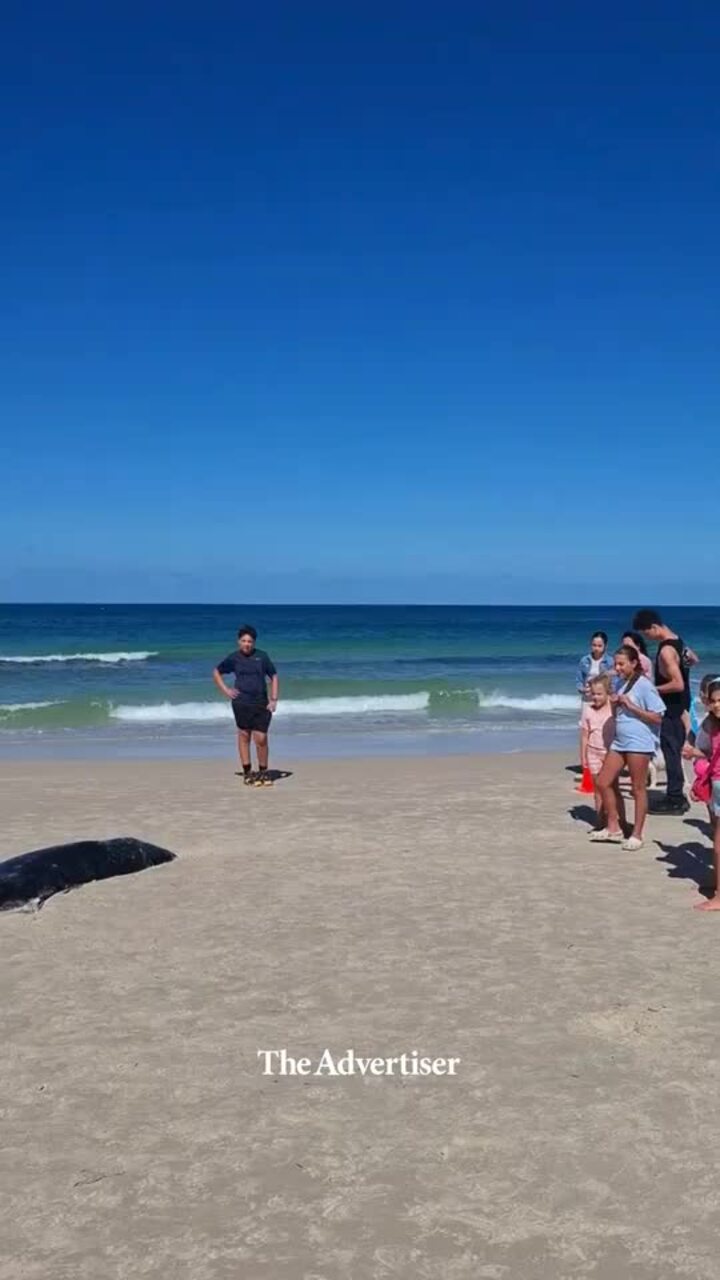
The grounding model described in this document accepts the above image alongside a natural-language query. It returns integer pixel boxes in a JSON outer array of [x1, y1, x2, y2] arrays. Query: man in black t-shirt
[[212, 625, 279, 786], [633, 608, 698, 814]]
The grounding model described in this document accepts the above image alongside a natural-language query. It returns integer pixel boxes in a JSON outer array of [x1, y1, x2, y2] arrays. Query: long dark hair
[[705, 678, 720, 729], [622, 630, 648, 656]]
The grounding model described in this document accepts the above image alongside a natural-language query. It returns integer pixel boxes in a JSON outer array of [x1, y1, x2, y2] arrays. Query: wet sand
[[0, 753, 718, 1279]]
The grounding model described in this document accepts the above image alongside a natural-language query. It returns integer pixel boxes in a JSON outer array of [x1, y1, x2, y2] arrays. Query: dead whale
[[0, 837, 176, 911]]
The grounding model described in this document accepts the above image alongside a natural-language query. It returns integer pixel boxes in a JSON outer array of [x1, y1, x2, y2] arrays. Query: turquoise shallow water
[[1, 604, 718, 758]]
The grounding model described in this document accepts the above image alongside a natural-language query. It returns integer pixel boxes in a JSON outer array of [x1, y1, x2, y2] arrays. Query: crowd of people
[[208, 615, 720, 913], [575, 609, 720, 911]]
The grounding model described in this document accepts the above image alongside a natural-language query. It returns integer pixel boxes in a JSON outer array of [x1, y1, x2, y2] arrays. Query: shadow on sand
[[569, 803, 596, 827], [683, 816, 713, 840], [569, 786, 714, 898], [654, 838, 713, 896]]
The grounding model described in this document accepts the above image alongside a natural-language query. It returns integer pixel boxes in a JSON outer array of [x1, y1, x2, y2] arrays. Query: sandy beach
[[1, 752, 718, 1279]]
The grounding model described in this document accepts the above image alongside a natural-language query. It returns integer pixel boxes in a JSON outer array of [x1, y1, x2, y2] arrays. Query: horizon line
[[0, 601, 710, 610]]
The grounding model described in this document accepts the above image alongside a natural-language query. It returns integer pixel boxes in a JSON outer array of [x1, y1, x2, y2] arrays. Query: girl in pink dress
[[580, 674, 616, 831]]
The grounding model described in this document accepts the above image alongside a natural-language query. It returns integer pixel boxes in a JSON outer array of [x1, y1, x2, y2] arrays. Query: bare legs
[[591, 775, 606, 829], [596, 752, 651, 840], [253, 730, 269, 772], [237, 728, 269, 772], [695, 808, 720, 911], [237, 729, 251, 769], [625, 753, 650, 840], [596, 752, 626, 836]]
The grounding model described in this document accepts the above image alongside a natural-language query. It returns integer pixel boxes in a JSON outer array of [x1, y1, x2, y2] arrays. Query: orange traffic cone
[[575, 765, 595, 794]]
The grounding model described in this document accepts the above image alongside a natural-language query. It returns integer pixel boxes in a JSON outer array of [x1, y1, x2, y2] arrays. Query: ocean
[[1, 604, 718, 760]]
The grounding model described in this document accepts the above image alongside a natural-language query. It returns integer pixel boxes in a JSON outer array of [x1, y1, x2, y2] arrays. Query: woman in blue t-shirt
[[591, 645, 665, 852]]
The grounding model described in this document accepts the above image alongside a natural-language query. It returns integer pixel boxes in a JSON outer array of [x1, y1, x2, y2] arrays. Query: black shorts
[[231, 702, 272, 733]]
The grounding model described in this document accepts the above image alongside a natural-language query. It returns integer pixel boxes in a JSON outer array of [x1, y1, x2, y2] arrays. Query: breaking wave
[[108, 690, 580, 724], [111, 693, 432, 722], [477, 692, 578, 713], [0, 651, 158, 665], [0, 701, 62, 713]]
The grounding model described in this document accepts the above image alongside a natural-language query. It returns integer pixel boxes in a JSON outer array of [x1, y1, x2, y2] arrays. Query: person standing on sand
[[592, 646, 665, 851], [575, 632, 615, 768], [213, 625, 279, 786], [621, 630, 658, 787], [632, 609, 697, 814], [684, 673, 720, 835], [580, 674, 615, 831]]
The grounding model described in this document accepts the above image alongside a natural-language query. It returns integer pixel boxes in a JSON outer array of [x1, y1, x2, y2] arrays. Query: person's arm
[[615, 688, 664, 726], [576, 658, 587, 694], [212, 666, 236, 699], [616, 699, 663, 725], [655, 646, 685, 697], [580, 720, 590, 767], [684, 718, 713, 760], [264, 657, 279, 712], [268, 673, 279, 712]]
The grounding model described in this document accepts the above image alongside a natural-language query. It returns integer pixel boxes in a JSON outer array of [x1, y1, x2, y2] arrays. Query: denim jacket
[[576, 652, 615, 694]]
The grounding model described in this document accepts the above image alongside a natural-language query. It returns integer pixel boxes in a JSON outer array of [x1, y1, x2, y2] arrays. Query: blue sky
[[3, 1, 719, 603]]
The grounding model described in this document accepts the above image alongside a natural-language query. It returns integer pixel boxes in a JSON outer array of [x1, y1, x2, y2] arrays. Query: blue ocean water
[[1, 605, 718, 759]]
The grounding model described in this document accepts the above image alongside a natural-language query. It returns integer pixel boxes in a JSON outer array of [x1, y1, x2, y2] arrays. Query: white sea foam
[[477, 692, 578, 713], [0, 651, 158, 665], [111, 701, 232, 723], [279, 693, 430, 717], [111, 693, 431, 723], [109, 690, 578, 724], [0, 701, 61, 712]]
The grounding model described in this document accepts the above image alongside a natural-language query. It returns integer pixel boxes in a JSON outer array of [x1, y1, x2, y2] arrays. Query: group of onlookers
[[575, 610, 720, 912]]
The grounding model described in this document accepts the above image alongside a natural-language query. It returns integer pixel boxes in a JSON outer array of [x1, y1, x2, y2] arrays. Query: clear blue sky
[[3, 2, 718, 603]]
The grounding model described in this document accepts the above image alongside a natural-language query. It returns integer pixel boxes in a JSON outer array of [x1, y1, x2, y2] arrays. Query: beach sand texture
[[1, 754, 718, 1280]]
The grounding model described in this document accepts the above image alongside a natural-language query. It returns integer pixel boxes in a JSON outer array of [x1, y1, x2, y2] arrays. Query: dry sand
[[0, 753, 718, 1280]]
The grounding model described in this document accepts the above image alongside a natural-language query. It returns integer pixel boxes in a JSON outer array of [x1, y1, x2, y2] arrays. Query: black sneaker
[[655, 798, 690, 815], [254, 770, 274, 787], [243, 771, 256, 786]]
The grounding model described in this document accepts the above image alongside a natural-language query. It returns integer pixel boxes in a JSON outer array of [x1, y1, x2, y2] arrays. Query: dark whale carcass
[[0, 837, 177, 911]]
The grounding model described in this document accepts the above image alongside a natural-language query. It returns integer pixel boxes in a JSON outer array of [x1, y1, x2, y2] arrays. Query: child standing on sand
[[683, 673, 720, 830], [593, 646, 665, 852], [580, 674, 615, 830], [575, 631, 615, 767]]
